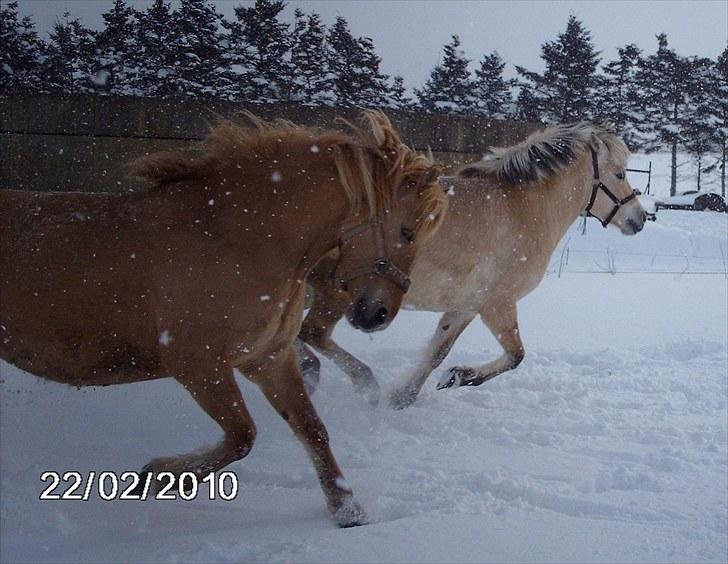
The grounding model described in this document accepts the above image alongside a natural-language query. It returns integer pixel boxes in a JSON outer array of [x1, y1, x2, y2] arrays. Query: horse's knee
[[300, 349, 321, 375], [299, 320, 331, 348]]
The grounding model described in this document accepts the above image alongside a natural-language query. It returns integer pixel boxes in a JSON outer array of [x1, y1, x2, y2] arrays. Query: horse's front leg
[[389, 311, 475, 409], [136, 366, 256, 491], [300, 279, 379, 406], [438, 300, 524, 389], [248, 346, 368, 528]]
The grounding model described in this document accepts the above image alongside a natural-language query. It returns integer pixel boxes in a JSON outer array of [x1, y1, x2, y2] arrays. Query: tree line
[[2, 0, 726, 195]]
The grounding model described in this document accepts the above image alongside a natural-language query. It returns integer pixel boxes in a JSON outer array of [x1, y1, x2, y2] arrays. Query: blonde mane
[[131, 111, 445, 240], [457, 122, 629, 185]]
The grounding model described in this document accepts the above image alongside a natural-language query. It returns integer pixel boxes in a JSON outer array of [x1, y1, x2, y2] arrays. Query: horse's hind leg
[[438, 300, 524, 389], [389, 311, 475, 409], [138, 367, 256, 488], [300, 278, 379, 406], [248, 346, 367, 528], [295, 338, 321, 395]]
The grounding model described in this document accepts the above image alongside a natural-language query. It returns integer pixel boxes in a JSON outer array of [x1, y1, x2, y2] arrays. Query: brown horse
[[0, 111, 446, 526], [298, 122, 647, 408]]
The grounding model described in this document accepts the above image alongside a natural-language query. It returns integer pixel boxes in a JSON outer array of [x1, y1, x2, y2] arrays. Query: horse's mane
[[457, 122, 629, 185], [131, 111, 445, 240]]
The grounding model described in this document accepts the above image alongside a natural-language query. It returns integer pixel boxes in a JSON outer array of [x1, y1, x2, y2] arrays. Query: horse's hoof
[[437, 366, 475, 389], [388, 387, 418, 410], [129, 464, 155, 497], [333, 497, 369, 528]]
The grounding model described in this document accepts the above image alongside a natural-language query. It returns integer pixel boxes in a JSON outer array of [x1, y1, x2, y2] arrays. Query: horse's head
[[334, 111, 446, 332], [586, 130, 647, 235]]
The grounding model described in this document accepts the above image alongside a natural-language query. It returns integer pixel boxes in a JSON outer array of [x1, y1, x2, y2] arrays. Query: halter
[[333, 219, 411, 293], [583, 149, 638, 228]]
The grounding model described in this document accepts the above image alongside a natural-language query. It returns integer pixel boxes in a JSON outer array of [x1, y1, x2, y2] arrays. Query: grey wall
[[1, 93, 539, 193]]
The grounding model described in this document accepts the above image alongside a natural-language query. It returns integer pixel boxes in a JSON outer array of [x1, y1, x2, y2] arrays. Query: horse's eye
[[400, 225, 415, 243], [615, 172, 625, 180]]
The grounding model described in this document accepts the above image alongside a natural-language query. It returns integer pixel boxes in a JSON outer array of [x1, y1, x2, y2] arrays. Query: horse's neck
[[529, 159, 592, 245], [248, 170, 353, 278]]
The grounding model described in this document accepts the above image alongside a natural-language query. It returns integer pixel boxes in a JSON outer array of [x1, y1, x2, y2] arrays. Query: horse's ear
[[360, 110, 401, 151], [590, 130, 605, 155], [425, 163, 443, 188]]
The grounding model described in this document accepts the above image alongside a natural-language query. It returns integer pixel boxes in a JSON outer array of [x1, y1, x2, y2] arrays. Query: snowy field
[[1, 158, 727, 563]]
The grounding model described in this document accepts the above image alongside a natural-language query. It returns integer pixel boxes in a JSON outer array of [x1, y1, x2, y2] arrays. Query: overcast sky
[[16, 0, 728, 87]]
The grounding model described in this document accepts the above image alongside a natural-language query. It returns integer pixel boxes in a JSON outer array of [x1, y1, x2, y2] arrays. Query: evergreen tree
[[167, 0, 231, 97], [513, 84, 542, 122], [327, 16, 389, 107], [230, 0, 291, 102], [45, 12, 96, 93], [289, 9, 331, 104], [712, 47, 728, 197], [516, 15, 600, 121], [473, 50, 512, 118], [387, 75, 413, 110], [0, 1, 47, 92], [93, 0, 140, 94], [355, 35, 390, 106], [597, 44, 642, 148], [681, 57, 719, 191], [635, 33, 692, 195], [134, 0, 178, 96], [416, 35, 475, 114]]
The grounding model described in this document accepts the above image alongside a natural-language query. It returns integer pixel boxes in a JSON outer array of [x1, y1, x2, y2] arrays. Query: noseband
[[584, 149, 638, 228], [333, 219, 411, 293]]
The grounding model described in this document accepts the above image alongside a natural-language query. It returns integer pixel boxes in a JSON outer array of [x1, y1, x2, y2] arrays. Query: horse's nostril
[[374, 306, 388, 325]]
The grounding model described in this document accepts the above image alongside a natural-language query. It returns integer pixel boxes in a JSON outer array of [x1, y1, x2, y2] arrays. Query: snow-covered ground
[[1, 161, 727, 563]]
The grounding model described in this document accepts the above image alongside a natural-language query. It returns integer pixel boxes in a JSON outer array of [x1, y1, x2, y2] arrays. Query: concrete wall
[[1, 93, 540, 193]]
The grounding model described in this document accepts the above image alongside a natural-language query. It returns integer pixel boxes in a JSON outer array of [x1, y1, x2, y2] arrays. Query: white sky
[[16, 0, 728, 86]]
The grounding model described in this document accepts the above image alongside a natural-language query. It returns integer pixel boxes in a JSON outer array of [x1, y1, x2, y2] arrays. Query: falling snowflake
[[159, 330, 172, 346]]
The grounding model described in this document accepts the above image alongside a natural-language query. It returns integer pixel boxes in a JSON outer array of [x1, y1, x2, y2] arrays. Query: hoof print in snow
[[388, 387, 418, 410]]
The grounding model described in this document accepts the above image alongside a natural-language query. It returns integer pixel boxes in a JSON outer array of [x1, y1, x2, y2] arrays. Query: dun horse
[[299, 122, 647, 408], [0, 112, 446, 526]]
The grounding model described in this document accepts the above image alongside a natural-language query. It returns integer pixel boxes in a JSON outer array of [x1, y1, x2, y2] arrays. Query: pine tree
[[355, 35, 390, 106], [327, 16, 389, 107], [387, 75, 412, 110], [416, 35, 475, 114], [516, 15, 600, 122], [713, 47, 728, 198], [635, 33, 692, 195], [230, 0, 291, 102], [473, 51, 512, 118], [169, 0, 232, 97], [513, 84, 542, 122], [681, 57, 720, 191], [0, 1, 47, 92], [93, 0, 140, 94], [45, 12, 96, 93], [289, 9, 331, 104], [134, 0, 178, 96], [597, 44, 642, 148]]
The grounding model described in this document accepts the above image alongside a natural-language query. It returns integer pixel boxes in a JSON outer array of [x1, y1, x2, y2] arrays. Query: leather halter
[[333, 219, 411, 293], [584, 149, 638, 228]]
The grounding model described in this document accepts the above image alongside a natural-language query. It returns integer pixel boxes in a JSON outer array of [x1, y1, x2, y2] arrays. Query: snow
[[1, 176, 727, 562]]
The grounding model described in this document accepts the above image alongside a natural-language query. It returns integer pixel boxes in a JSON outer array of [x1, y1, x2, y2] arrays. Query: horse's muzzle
[[349, 297, 389, 332]]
